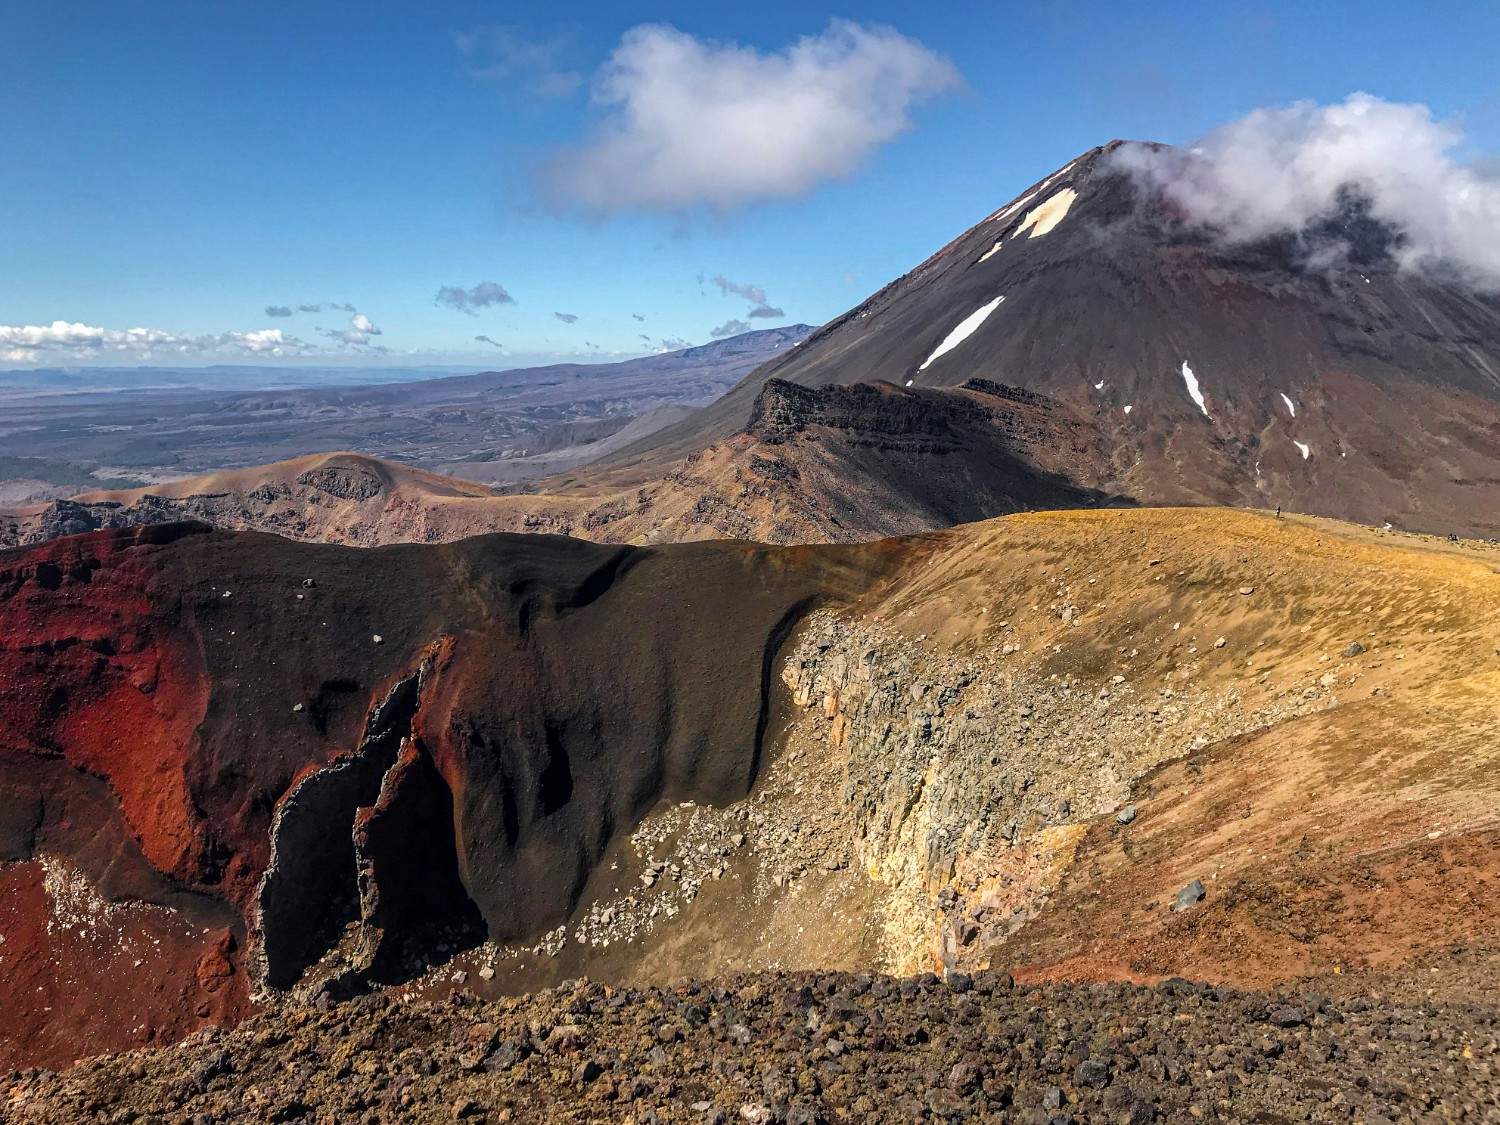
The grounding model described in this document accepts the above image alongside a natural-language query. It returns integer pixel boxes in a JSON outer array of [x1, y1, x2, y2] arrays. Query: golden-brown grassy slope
[[851, 507, 1500, 985], [685, 507, 1500, 990]]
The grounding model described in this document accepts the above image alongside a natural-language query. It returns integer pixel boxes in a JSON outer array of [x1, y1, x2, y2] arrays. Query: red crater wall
[[0, 523, 873, 1069]]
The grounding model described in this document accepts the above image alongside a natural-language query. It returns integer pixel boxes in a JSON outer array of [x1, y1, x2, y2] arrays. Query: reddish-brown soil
[[0, 862, 244, 1071]]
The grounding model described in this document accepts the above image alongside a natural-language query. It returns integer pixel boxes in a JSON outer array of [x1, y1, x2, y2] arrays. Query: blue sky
[[4, 0, 1499, 368]]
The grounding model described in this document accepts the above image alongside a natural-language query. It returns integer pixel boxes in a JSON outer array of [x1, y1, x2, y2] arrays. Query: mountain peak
[[608, 141, 1500, 537]]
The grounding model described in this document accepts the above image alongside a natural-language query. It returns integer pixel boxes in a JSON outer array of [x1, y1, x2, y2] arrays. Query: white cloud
[[319, 311, 383, 348], [221, 328, 290, 354], [455, 26, 582, 97], [710, 274, 785, 320], [1110, 93, 1500, 288], [544, 20, 960, 213], [0, 320, 179, 350], [711, 275, 768, 306], [0, 319, 314, 363]]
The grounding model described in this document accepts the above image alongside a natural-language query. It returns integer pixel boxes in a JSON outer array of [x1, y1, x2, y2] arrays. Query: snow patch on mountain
[[1294, 440, 1311, 460], [1015, 188, 1079, 239], [985, 188, 1040, 226], [1181, 362, 1210, 418], [1280, 393, 1297, 417], [985, 157, 1080, 224], [919, 296, 1005, 371]]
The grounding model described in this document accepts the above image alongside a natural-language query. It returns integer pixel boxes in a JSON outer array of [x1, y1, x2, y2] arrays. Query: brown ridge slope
[[2, 380, 1122, 548], [802, 509, 1500, 985], [81, 452, 497, 503], [1, 507, 1497, 1072]]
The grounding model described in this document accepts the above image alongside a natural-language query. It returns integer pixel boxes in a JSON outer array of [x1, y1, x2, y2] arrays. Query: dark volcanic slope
[[0, 523, 879, 1067], [716, 377, 1123, 541], [608, 143, 1500, 536]]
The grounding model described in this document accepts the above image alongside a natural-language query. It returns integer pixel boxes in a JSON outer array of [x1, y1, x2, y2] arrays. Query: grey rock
[[1172, 879, 1206, 912], [1073, 1059, 1111, 1088]]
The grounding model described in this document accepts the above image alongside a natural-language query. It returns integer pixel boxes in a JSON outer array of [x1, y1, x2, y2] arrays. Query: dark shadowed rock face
[[734, 377, 1125, 538], [295, 463, 386, 500], [0, 523, 880, 1065], [608, 141, 1500, 536]]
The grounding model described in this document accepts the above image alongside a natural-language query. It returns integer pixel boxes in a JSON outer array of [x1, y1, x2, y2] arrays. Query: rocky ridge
[[775, 607, 1346, 974], [2, 378, 1119, 551]]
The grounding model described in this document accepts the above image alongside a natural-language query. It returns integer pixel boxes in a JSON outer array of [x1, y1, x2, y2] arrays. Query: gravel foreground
[[6, 965, 1498, 1125]]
